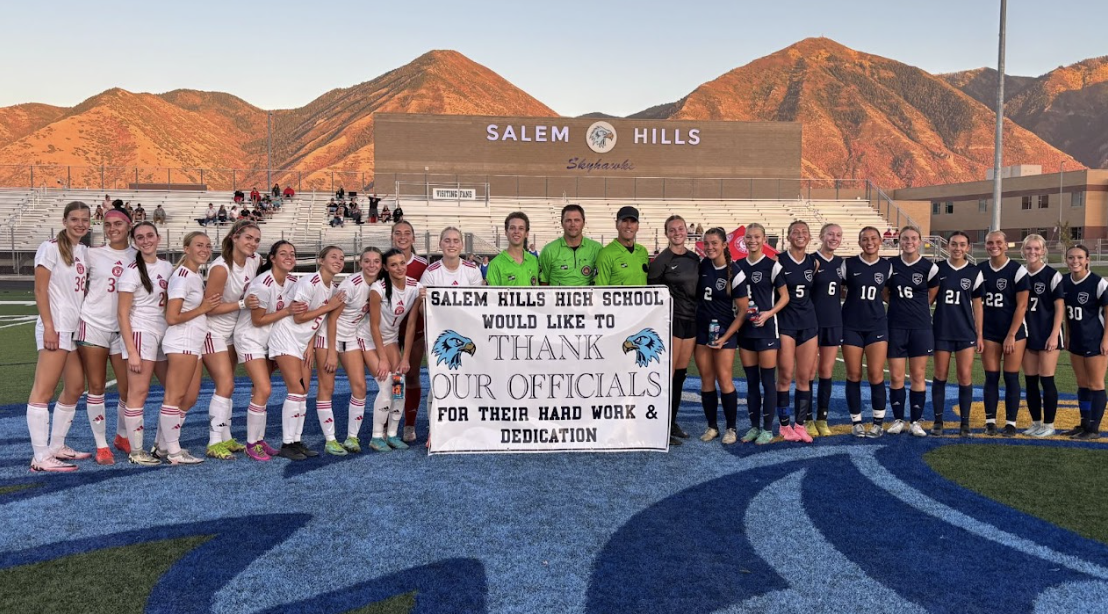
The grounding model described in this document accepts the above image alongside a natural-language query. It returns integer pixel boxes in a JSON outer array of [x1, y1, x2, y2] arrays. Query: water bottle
[[708, 319, 720, 345], [392, 373, 405, 400], [747, 299, 759, 322]]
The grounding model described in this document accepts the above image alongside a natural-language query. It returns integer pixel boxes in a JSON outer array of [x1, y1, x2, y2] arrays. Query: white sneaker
[[30, 456, 78, 472], [721, 428, 738, 445], [886, 419, 906, 435], [1034, 425, 1056, 438], [402, 426, 417, 443], [1023, 422, 1043, 436], [167, 449, 205, 465], [909, 421, 928, 437]]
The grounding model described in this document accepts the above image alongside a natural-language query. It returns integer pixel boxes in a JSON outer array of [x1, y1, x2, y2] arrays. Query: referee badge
[[751, 272, 762, 283], [996, 279, 1008, 291], [960, 278, 972, 290], [582, 265, 592, 276], [531, 276, 538, 285], [1078, 292, 1090, 305], [912, 273, 923, 285]]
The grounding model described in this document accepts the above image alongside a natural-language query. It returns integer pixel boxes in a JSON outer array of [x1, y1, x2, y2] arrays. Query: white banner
[[425, 286, 672, 454], [432, 187, 477, 200]]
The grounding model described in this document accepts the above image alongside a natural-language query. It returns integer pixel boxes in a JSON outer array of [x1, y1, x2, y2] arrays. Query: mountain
[[0, 103, 65, 148], [1004, 56, 1108, 168], [635, 37, 1080, 188], [938, 68, 1036, 107]]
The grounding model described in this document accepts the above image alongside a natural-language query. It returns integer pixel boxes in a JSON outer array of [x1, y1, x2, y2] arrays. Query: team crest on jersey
[[582, 265, 592, 276], [394, 299, 405, 315], [158, 278, 168, 290], [1078, 292, 1090, 305], [996, 279, 1008, 291], [76, 262, 85, 275], [275, 300, 285, 311], [961, 278, 972, 290], [874, 272, 885, 284], [912, 273, 923, 285], [804, 270, 813, 283], [751, 272, 762, 283], [1034, 282, 1046, 294], [715, 279, 726, 292]]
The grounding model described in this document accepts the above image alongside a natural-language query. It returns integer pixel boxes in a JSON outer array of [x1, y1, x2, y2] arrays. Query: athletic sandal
[[739, 427, 760, 443], [30, 457, 78, 472], [701, 427, 720, 442], [128, 450, 161, 466], [95, 447, 115, 465], [53, 445, 92, 461], [113, 434, 132, 454], [386, 436, 409, 450], [206, 442, 235, 460], [325, 440, 349, 456], [721, 428, 737, 445], [244, 443, 271, 462], [368, 438, 391, 453], [342, 436, 362, 453]]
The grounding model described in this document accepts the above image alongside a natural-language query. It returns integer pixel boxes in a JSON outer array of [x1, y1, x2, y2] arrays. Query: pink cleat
[[780, 424, 801, 442], [258, 440, 281, 457], [245, 442, 271, 462], [30, 457, 78, 472], [794, 423, 814, 443], [54, 445, 92, 461]]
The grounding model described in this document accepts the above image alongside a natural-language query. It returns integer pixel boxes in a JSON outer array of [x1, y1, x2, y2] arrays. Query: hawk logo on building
[[586, 121, 617, 154], [622, 328, 665, 368], [432, 330, 476, 370]]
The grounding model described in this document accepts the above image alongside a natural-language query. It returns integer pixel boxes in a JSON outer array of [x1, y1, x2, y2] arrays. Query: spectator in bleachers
[[350, 202, 363, 225], [124, 202, 134, 218], [271, 183, 280, 198], [392, 204, 404, 224], [238, 207, 249, 221], [133, 204, 147, 222], [883, 227, 894, 246], [93, 204, 105, 224], [694, 223, 703, 237], [153, 204, 166, 225], [480, 256, 490, 279], [380, 204, 390, 223], [103, 194, 111, 209], [205, 203, 218, 226], [217, 205, 228, 225], [329, 208, 345, 227], [250, 187, 261, 203], [336, 186, 345, 201], [233, 190, 245, 204], [892, 228, 900, 247], [283, 185, 295, 198], [327, 199, 338, 216], [368, 193, 382, 222]]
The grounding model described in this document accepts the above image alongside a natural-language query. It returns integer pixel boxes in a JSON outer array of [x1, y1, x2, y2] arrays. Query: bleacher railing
[[0, 165, 371, 194]]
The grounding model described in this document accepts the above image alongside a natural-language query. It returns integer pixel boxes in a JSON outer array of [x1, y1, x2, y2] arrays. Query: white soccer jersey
[[162, 266, 207, 352], [206, 254, 261, 339], [371, 277, 422, 345], [268, 272, 335, 357], [420, 259, 484, 287], [233, 271, 296, 354], [118, 259, 173, 335], [34, 239, 88, 333], [79, 245, 136, 332], [335, 271, 376, 343]]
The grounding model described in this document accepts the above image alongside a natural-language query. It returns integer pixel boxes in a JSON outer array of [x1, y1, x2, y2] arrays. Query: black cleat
[[1062, 425, 1085, 437], [1075, 430, 1101, 440], [293, 441, 319, 457], [277, 444, 306, 461], [673, 423, 691, 439], [985, 423, 998, 436], [931, 422, 944, 437], [1002, 424, 1017, 437], [669, 436, 683, 447], [960, 423, 972, 438]]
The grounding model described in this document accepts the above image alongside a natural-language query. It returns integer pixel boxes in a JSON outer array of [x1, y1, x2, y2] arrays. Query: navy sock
[[959, 385, 974, 425], [817, 377, 833, 421], [1003, 372, 1022, 424], [1024, 374, 1042, 422], [932, 379, 947, 422], [761, 368, 778, 431], [795, 390, 812, 425], [721, 390, 739, 431], [744, 366, 761, 429], [701, 390, 719, 430], [1041, 376, 1058, 424], [870, 382, 887, 425], [671, 369, 687, 426], [846, 380, 862, 422], [777, 388, 791, 426], [1090, 390, 1107, 433], [890, 387, 906, 421], [1079, 387, 1091, 428], [983, 371, 1000, 422], [909, 390, 926, 423]]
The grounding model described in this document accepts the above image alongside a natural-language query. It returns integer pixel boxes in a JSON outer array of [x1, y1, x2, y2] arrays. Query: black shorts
[[818, 326, 843, 347], [843, 327, 888, 348], [781, 327, 818, 346], [673, 318, 696, 340], [1069, 337, 1103, 358], [935, 339, 977, 353], [1026, 330, 1063, 352], [696, 318, 737, 349], [739, 336, 780, 352], [983, 322, 1027, 344], [887, 328, 935, 359]]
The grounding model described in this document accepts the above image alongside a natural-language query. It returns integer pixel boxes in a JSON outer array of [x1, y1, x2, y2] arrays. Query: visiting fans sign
[[424, 286, 672, 454]]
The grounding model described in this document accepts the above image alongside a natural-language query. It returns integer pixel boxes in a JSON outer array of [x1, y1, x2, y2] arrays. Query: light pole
[[990, 0, 1007, 232], [267, 111, 273, 190]]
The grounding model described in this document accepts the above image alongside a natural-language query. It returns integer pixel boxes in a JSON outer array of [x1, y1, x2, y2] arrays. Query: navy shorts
[[818, 326, 843, 347], [983, 322, 1027, 344], [696, 317, 737, 349], [935, 338, 977, 353], [781, 327, 818, 346], [887, 328, 935, 359], [739, 336, 780, 352], [1027, 330, 1063, 352], [842, 327, 888, 348], [673, 318, 696, 340], [1069, 337, 1103, 358]]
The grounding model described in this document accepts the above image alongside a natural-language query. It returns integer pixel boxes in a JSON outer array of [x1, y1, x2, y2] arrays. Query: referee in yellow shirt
[[595, 206, 649, 286]]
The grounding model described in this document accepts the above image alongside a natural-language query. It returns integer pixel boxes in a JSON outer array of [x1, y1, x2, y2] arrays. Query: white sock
[[317, 400, 335, 441], [124, 406, 145, 452], [86, 394, 108, 449], [221, 395, 234, 442], [246, 403, 266, 443], [27, 403, 50, 461], [347, 397, 366, 439], [295, 399, 308, 442], [48, 401, 78, 453], [116, 400, 127, 438], [281, 395, 303, 444], [1006, 420, 1017, 427], [208, 395, 230, 446], [373, 378, 391, 438], [159, 405, 181, 454], [387, 396, 404, 438]]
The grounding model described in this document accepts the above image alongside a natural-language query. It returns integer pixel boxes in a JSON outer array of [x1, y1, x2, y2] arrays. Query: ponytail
[[222, 220, 260, 264], [57, 201, 91, 266], [130, 221, 158, 294], [381, 248, 405, 305], [258, 240, 294, 276]]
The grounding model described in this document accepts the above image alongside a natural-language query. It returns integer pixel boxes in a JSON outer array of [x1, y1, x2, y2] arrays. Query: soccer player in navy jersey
[[1020, 234, 1065, 437], [693, 228, 749, 444], [932, 231, 984, 436], [980, 230, 1030, 436], [737, 224, 789, 445], [1061, 245, 1108, 439], [884, 226, 939, 437], [840, 227, 892, 438], [811, 223, 844, 436], [775, 220, 818, 443]]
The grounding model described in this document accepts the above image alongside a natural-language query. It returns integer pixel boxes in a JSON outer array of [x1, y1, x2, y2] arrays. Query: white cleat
[[909, 421, 928, 437], [886, 419, 906, 435]]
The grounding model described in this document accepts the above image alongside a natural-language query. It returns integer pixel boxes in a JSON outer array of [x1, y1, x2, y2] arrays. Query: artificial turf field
[[1, 298, 1107, 612]]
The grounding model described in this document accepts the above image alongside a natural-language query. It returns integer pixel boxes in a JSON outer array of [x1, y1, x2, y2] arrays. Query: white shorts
[[202, 331, 234, 355], [334, 339, 374, 353], [162, 323, 205, 356], [237, 344, 269, 363], [121, 331, 166, 362], [314, 335, 329, 350], [35, 321, 76, 352], [76, 321, 124, 354]]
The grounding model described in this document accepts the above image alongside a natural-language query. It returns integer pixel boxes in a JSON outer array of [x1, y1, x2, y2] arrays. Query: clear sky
[[2, 0, 1104, 116]]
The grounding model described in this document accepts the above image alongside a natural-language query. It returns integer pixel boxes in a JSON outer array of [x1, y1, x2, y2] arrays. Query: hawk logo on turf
[[912, 273, 924, 285], [1034, 282, 1046, 294], [622, 328, 665, 368], [586, 121, 617, 154], [432, 330, 476, 370], [961, 278, 972, 290], [997, 279, 1008, 291]]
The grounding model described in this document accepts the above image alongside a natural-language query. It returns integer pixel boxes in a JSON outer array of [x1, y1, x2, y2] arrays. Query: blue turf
[[0, 372, 1104, 613]]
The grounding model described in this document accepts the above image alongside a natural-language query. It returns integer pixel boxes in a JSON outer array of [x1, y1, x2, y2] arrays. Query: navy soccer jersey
[[738, 254, 786, 339], [1062, 272, 1108, 355], [980, 258, 1030, 342], [1025, 264, 1064, 349], [777, 251, 819, 331], [839, 256, 892, 331], [812, 252, 844, 328], [933, 260, 984, 341], [695, 259, 748, 324], [887, 256, 939, 330]]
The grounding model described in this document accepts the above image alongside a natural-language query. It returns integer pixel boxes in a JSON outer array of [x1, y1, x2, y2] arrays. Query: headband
[[104, 209, 130, 223]]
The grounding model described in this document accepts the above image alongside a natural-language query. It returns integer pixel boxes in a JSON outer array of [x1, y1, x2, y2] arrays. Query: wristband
[[238, 299, 246, 310]]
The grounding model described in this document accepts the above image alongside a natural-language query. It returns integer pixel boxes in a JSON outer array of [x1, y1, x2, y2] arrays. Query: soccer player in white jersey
[[267, 246, 346, 461], [201, 220, 261, 460], [367, 248, 424, 452], [27, 202, 91, 472], [76, 207, 134, 464], [421, 227, 485, 288], [157, 232, 219, 465], [235, 240, 305, 461], [327, 247, 384, 454], [116, 222, 173, 466]]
